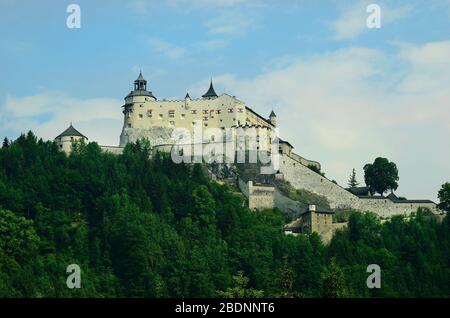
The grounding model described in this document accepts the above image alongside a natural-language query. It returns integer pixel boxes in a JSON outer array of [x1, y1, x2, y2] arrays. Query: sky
[[0, 0, 449, 201]]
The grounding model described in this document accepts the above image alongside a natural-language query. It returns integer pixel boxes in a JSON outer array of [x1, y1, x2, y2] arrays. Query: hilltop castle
[[55, 72, 444, 241]]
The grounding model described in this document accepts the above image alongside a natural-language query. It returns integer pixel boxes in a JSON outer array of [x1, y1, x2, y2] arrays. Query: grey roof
[[126, 90, 156, 99], [278, 138, 294, 149], [357, 195, 434, 204], [136, 71, 145, 82], [245, 106, 275, 127], [347, 186, 370, 196], [55, 124, 87, 139], [270, 110, 276, 117], [202, 80, 218, 98], [308, 205, 334, 214], [185, 92, 191, 99]]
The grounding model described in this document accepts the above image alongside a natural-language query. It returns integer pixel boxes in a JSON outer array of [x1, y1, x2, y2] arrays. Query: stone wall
[[238, 178, 275, 211], [279, 153, 441, 218], [120, 126, 175, 147], [100, 145, 124, 155], [356, 198, 438, 218], [279, 153, 359, 210]]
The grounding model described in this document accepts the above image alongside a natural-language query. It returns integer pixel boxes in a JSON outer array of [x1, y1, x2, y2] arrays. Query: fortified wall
[[279, 153, 441, 218]]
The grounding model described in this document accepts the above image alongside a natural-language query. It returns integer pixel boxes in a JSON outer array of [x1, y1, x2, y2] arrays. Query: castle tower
[[127, 71, 157, 101], [269, 110, 277, 127], [55, 124, 88, 154], [202, 80, 218, 99]]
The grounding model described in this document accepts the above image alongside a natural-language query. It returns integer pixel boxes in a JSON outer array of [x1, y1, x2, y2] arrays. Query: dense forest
[[0, 132, 449, 297]]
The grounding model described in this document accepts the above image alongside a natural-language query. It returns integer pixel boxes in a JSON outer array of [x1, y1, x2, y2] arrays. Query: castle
[[55, 72, 444, 243]]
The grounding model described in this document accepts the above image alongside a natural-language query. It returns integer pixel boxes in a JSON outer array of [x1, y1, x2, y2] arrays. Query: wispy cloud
[[198, 38, 229, 50], [147, 37, 187, 60], [129, 0, 259, 13], [205, 9, 257, 36]]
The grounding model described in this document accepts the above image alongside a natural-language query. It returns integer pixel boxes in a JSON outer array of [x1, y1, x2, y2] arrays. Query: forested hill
[[0, 132, 449, 297]]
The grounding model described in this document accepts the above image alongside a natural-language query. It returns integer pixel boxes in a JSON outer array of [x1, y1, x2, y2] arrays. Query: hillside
[[0, 132, 449, 297]]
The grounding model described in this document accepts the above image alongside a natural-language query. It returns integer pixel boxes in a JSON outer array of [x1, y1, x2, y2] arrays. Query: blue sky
[[0, 0, 449, 201]]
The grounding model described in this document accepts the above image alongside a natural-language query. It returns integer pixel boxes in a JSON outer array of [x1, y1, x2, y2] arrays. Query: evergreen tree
[[320, 258, 349, 298], [2, 137, 9, 148], [437, 182, 450, 212], [347, 168, 359, 188]]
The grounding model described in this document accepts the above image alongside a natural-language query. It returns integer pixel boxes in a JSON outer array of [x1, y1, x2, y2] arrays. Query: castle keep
[[55, 72, 444, 241]]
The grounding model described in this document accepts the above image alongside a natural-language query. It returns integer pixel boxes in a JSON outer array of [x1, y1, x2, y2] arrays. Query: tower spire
[[202, 78, 218, 99]]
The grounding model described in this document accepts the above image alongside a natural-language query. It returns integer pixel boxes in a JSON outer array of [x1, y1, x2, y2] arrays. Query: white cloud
[[205, 9, 257, 36], [0, 93, 123, 146], [198, 38, 229, 50], [331, 2, 414, 40], [194, 42, 450, 200], [148, 37, 186, 60]]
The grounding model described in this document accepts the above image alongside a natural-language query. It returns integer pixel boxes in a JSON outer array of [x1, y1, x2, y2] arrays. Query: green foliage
[[363, 157, 399, 196], [307, 164, 325, 177], [438, 182, 450, 212], [0, 132, 448, 298], [216, 271, 264, 298]]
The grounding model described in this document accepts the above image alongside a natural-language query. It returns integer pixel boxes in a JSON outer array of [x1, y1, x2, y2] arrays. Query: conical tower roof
[[202, 80, 218, 98], [136, 71, 145, 81], [55, 124, 87, 139]]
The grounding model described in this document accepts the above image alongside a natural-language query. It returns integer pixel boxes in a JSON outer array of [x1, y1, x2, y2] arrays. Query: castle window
[[168, 110, 175, 118], [191, 110, 197, 114], [228, 108, 234, 113], [203, 110, 208, 115], [140, 104, 143, 108], [203, 116, 208, 121], [204, 123, 208, 127], [139, 114, 143, 118], [128, 123, 132, 128], [216, 110, 222, 114], [60, 144, 63, 148], [192, 122, 197, 127], [169, 121, 175, 126], [181, 114, 185, 119], [238, 108, 243, 113], [159, 114, 163, 119], [147, 110, 152, 117]]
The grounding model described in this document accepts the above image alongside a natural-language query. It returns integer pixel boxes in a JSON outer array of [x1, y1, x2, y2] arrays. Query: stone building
[[283, 205, 344, 244], [54, 124, 88, 154], [119, 72, 278, 154]]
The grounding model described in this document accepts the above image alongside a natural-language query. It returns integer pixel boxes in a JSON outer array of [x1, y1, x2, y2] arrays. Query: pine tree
[[320, 258, 349, 298], [347, 168, 359, 188], [2, 137, 9, 148]]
